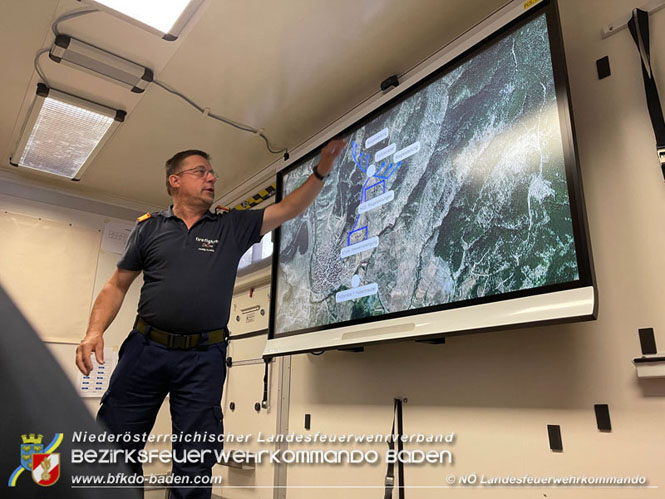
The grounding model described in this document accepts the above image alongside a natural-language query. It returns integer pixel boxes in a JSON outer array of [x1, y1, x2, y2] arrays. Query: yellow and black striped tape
[[233, 183, 276, 210]]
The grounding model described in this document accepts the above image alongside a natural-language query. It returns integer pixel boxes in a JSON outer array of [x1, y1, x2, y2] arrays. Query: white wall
[[0, 192, 139, 402], [0, 191, 176, 478], [280, 0, 665, 497]]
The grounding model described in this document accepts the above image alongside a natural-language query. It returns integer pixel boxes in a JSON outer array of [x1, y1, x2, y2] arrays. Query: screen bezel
[[267, 0, 595, 350]]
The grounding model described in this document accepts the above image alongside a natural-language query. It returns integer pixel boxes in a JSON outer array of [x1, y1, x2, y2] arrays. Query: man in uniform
[[75, 138, 346, 498]]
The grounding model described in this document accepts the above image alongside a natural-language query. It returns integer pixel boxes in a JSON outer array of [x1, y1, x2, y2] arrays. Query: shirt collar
[[202, 210, 216, 221], [162, 205, 216, 220]]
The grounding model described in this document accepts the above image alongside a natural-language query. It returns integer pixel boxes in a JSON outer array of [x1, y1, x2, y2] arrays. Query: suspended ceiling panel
[[0, 0, 508, 209]]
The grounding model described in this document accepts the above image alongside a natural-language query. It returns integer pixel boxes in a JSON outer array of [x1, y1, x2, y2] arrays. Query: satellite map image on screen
[[275, 13, 579, 335]]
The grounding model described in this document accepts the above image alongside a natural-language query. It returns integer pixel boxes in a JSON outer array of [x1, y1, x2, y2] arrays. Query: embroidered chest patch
[[195, 236, 219, 253]]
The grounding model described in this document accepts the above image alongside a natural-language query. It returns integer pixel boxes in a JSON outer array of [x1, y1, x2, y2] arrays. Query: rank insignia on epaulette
[[137, 212, 152, 223]]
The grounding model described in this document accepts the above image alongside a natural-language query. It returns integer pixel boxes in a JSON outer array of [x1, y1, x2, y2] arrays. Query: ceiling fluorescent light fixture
[[49, 35, 153, 93], [79, 0, 205, 41], [10, 84, 125, 180]]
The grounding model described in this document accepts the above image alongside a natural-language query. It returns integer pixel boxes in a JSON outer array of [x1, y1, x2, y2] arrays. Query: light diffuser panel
[[95, 0, 190, 33], [10, 84, 125, 180], [82, 0, 205, 40]]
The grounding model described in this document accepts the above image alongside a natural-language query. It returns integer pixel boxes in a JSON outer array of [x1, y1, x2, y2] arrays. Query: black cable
[[34, 49, 50, 87], [154, 80, 288, 156], [155, 79, 256, 132], [258, 132, 286, 154], [32, 8, 99, 89], [52, 9, 98, 36], [261, 359, 269, 408]]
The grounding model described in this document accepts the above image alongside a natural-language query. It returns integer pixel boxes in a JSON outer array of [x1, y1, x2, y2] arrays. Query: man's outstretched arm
[[75, 267, 140, 376], [261, 138, 346, 236]]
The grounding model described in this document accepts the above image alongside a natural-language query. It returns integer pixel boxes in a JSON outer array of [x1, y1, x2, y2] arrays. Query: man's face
[[171, 155, 217, 207]]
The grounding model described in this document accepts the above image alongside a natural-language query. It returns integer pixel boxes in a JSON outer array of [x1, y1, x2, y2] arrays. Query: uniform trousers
[[97, 329, 226, 499]]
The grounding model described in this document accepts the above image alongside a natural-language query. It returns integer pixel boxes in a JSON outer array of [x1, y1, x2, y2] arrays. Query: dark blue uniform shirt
[[118, 206, 264, 333]]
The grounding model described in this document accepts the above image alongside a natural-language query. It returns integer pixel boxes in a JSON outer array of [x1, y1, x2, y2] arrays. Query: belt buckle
[[168, 333, 189, 349]]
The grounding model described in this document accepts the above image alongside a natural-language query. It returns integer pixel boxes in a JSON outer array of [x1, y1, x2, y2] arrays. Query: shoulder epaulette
[[137, 212, 152, 223]]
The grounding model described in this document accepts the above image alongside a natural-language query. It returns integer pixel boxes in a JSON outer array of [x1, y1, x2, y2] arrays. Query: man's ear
[[169, 174, 180, 191]]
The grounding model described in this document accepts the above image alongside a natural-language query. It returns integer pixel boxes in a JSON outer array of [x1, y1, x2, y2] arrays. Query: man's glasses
[[174, 166, 219, 179]]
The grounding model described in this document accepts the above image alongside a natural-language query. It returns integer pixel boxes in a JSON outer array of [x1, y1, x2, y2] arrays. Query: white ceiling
[[0, 0, 508, 211]]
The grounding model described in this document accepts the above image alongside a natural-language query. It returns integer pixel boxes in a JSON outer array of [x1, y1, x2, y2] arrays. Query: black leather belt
[[134, 316, 227, 349]]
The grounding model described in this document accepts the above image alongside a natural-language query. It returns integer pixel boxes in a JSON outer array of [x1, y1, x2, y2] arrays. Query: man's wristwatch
[[312, 165, 326, 181]]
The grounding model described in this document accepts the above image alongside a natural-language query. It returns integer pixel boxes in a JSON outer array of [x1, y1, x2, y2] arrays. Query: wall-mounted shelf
[[633, 355, 665, 378]]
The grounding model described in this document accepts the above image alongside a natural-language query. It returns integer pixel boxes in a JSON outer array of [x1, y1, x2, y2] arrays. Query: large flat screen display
[[265, 0, 595, 356]]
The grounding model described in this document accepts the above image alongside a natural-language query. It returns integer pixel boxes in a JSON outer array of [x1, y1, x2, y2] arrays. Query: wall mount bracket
[[602, 0, 665, 38]]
